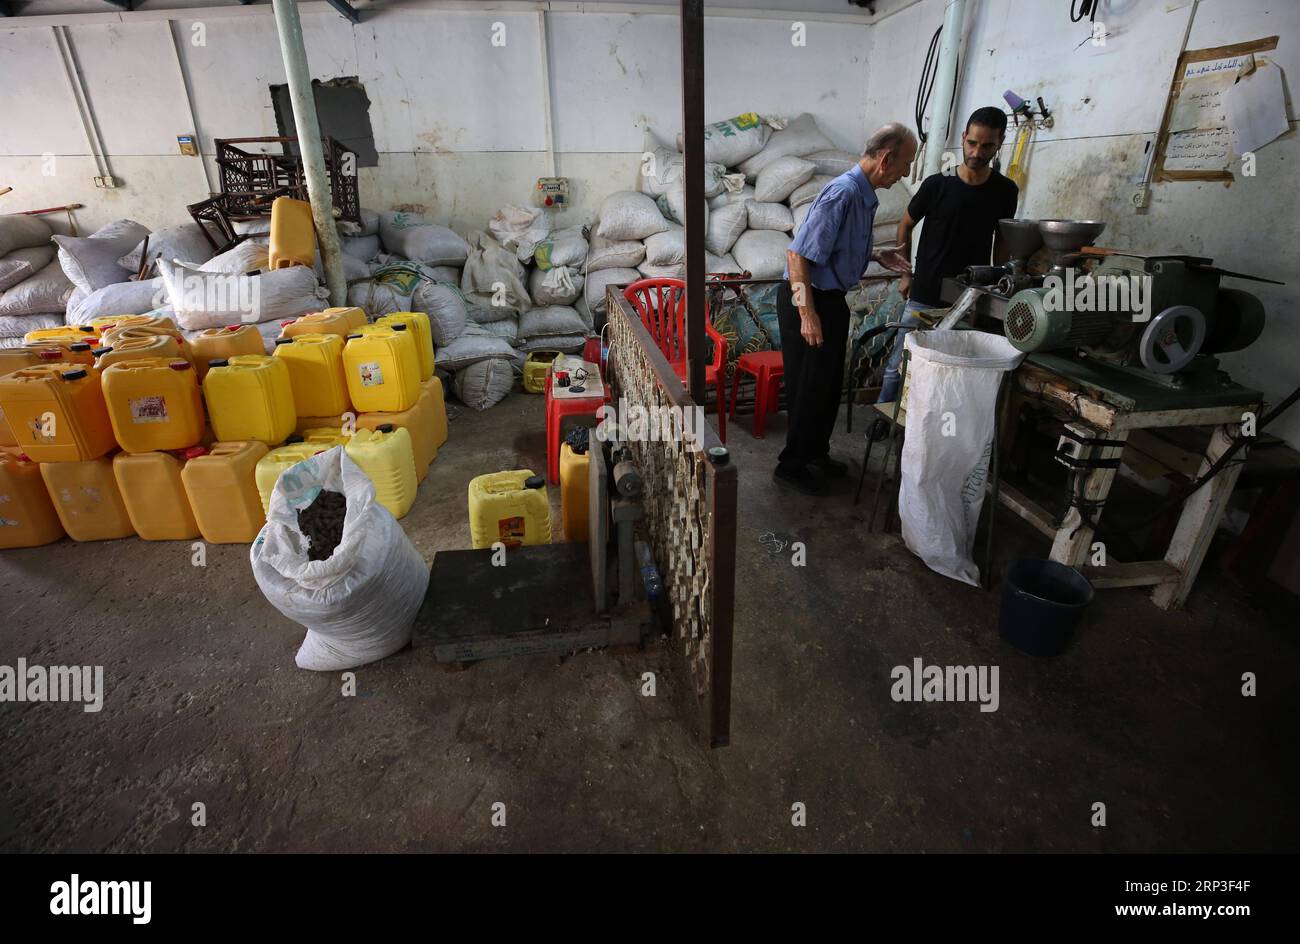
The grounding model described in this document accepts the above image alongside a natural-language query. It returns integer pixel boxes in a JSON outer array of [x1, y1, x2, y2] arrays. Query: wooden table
[[999, 357, 1262, 610]]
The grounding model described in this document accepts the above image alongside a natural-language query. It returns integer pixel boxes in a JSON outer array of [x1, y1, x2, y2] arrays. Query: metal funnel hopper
[[999, 218, 1044, 264], [1038, 219, 1107, 253]]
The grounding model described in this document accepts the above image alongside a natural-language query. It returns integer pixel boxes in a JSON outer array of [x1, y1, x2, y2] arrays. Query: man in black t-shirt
[[876, 106, 1019, 405]]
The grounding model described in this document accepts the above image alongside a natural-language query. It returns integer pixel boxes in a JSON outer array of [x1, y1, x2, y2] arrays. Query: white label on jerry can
[[130, 396, 169, 424], [358, 362, 384, 387]]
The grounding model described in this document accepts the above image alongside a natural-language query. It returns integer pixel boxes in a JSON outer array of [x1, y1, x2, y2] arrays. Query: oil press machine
[[936, 218, 1283, 609]]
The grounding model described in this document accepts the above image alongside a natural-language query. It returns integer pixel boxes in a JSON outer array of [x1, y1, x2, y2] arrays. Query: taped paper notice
[[1164, 128, 1233, 172], [1225, 64, 1289, 155], [1169, 71, 1234, 132]]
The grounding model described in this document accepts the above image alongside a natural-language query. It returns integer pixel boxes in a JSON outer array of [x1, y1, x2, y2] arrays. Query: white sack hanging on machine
[[897, 330, 1024, 586]]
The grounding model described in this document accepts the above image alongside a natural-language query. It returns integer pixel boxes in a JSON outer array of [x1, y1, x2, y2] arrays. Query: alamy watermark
[[595, 398, 707, 453], [0, 658, 104, 712], [1041, 270, 1152, 322], [891, 658, 999, 713]]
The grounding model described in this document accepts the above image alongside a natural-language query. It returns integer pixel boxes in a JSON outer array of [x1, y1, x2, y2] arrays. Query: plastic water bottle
[[636, 540, 662, 604]]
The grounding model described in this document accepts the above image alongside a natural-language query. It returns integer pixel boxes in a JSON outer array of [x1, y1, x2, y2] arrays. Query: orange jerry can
[[358, 381, 438, 482], [94, 334, 188, 370], [269, 197, 316, 270], [101, 358, 205, 453], [190, 325, 266, 381], [0, 446, 65, 548], [0, 365, 117, 462], [181, 441, 268, 544], [113, 448, 203, 541], [280, 310, 354, 340], [0, 347, 90, 445], [423, 376, 448, 449], [41, 453, 136, 542]]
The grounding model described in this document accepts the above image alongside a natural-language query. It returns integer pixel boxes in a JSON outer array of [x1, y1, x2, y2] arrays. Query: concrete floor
[[2, 391, 1297, 853]]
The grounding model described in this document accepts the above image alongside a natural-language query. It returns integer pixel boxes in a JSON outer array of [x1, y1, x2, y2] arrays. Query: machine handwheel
[[1139, 305, 1206, 374]]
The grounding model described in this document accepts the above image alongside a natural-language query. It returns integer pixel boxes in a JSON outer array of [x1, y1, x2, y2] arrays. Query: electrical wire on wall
[[913, 24, 959, 181], [1070, 0, 1100, 25]]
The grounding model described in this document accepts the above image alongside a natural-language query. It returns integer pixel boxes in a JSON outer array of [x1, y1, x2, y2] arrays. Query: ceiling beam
[[102, 0, 133, 9]]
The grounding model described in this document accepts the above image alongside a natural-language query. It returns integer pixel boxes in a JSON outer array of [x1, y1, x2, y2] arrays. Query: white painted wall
[[866, 0, 1300, 448], [0, 4, 872, 236], [3, 0, 1295, 445]]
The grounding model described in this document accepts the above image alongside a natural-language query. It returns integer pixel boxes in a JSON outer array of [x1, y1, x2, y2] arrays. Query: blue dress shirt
[[784, 163, 879, 293]]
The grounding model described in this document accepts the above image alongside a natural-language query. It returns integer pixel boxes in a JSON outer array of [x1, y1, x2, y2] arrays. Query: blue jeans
[[876, 297, 938, 404]]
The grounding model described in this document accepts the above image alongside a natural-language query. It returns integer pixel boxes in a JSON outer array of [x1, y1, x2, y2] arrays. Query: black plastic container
[[999, 558, 1094, 656]]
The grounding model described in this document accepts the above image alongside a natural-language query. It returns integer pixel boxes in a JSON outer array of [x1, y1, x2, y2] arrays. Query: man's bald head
[[862, 123, 918, 159], [860, 123, 918, 188]]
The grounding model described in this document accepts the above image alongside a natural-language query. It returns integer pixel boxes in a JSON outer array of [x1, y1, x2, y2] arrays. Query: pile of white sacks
[[0, 213, 334, 351]]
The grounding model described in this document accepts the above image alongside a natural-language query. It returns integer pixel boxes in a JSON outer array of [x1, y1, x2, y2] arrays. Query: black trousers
[[776, 280, 850, 469]]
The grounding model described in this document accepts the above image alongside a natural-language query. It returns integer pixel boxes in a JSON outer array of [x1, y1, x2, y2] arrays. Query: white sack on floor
[[754, 156, 816, 203], [898, 331, 1025, 587], [738, 113, 835, 181], [0, 260, 76, 317], [199, 241, 270, 274], [529, 265, 582, 307], [412, 281, 469, 346], [583, 267, 641, 321], [731, 230, 791, 279], [348, 279, 411, 320], [789, 175, 835, 209], [655, 186, 708, 229], [251, 447, 426, 671], [0, 312, 65, 340], [709, 184, 755, 209], [533, 226, 588, 271], [437, 332, 518, 370], [118, 223, 214, 272], [705, 202, 748, 255], [67, 277, 167, 325], [488, 205, 551, 263], [452, 356, 515, 410], [746, 201, 795, 232], [379, 212, 470, 266], [341, 234, 381, 260], [467, 317, 519, 344], [639, 130, 727, 198], [519, 305, 587, 340], [596, 192, 669, 241], [793, 203, 812, 236], [518, 334, 585, 353], [805, 149, 859, 177], [680, 112, 772, 167], [0, 246, 56, 293], [644, 224, 685, 266], [461, 231, 530, 313], [637, 263, 684, 280], [54, 220, 150, 295], [586, 232, 645, 274], [160, 259, 327, 330], [0, 214, 53, 258]]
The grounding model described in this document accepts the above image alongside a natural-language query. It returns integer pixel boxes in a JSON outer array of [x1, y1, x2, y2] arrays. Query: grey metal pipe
[[271, 0, 348, 307], [921, 0, 967, 179]]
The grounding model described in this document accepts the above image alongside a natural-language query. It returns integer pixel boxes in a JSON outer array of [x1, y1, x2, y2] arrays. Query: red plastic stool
[[546, 370, 608, 484], [729, 350, 784, 439]]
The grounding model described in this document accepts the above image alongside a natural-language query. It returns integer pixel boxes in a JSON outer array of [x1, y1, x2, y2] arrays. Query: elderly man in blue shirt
[[775, 123, 916, 495]]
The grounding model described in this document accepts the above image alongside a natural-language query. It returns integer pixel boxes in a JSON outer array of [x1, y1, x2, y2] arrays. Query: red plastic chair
[[622, 278, 727, 442], [729, 350, 784, 438]]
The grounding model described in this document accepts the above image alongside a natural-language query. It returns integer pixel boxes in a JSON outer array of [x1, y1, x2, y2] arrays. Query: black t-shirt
[[907, 170, 1019, 305]]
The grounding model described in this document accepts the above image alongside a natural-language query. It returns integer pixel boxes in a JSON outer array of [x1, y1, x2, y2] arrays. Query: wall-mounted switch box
[[535, 176, 570, 209], [177, 134, 198, 157]]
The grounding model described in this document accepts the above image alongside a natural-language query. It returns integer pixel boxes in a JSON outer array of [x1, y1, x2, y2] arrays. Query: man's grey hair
[[862, 123, 917, 158]]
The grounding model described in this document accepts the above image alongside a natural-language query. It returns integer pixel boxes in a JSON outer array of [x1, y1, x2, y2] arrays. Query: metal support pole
[[921, 0, 967, 179], [271, 0, 348, 307], [680, 0, 706, 403]]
